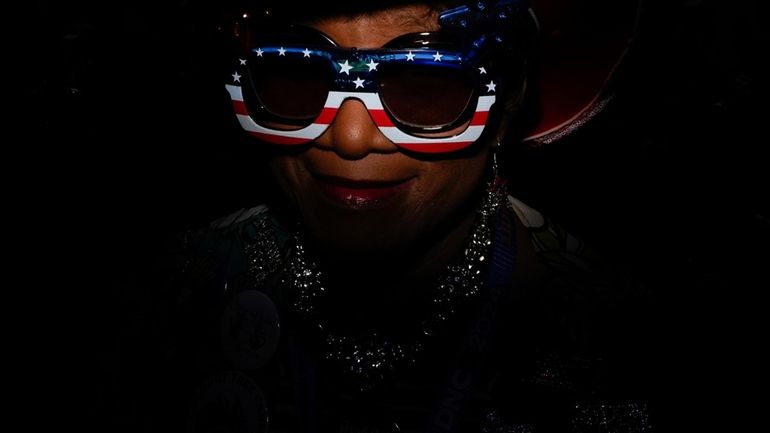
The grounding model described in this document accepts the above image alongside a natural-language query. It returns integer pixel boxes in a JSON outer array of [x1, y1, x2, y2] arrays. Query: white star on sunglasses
[[302, 48, 312, 57], [486, 81, 496, 92], [405, 51, 415, 61], [232, 72, 241, 83], [433, 51, 443, 62], [338, 60, 353, 75], [366, 60, 379, 71], [353, 77, 365, 88], [278, 47, 286, 56]]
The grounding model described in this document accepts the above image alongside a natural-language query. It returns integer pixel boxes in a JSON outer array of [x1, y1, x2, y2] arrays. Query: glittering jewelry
[[279, 182, 507, 391]]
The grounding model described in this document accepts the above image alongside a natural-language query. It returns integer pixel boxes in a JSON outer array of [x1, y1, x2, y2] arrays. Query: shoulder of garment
[[491, 195, 658, 432]]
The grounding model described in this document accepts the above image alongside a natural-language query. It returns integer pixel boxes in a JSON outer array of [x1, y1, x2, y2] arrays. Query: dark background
[[21, 0, 768, 431]]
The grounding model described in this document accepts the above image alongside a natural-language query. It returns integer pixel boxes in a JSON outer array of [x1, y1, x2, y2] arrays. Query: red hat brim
[[522, 0, 643, 146]]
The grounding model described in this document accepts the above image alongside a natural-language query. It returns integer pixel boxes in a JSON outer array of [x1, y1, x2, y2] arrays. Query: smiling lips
[[313, 174, 413, 209]]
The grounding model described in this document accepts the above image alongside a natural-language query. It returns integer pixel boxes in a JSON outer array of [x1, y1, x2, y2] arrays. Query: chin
[[303, 208, 419, 260]]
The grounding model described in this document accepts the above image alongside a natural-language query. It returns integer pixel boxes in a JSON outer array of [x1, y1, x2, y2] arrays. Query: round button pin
[[220, 290, 280, 370]]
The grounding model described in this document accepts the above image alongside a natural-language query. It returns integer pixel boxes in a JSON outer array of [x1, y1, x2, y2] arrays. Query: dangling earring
[[490, 141, 507, 193], [492, 142, 501, 176]]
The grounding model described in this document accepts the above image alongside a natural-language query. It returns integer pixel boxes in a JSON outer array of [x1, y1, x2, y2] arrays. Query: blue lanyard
[[427, 196, 516, 433]]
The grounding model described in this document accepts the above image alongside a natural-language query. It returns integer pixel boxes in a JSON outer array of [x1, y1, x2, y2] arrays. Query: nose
[[315, 98, 398, 160]]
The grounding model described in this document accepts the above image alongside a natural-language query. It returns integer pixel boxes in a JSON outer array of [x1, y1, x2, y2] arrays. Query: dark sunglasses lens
[[378, 65, 474, 130], [247, 56, 331, 127]]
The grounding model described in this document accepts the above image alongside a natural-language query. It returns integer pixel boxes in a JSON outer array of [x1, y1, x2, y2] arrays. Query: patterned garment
[[103, 197, 656, 433]]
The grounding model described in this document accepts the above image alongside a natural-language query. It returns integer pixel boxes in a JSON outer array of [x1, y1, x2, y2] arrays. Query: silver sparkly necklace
[[280, 185, 506, 390]]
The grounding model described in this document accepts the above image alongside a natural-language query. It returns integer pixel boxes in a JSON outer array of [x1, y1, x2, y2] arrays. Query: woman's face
[[269, 4, 495, 259]]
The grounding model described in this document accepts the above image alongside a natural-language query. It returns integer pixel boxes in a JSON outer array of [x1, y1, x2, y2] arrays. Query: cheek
[[416, 153, 489, 212]]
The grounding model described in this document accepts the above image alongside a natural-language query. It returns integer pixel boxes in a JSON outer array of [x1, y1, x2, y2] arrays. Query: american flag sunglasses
[[225, 31, 501, 154]]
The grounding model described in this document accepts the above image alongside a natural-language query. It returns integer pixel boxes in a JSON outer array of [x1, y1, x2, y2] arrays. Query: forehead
[[302, 5, 441, 48]]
